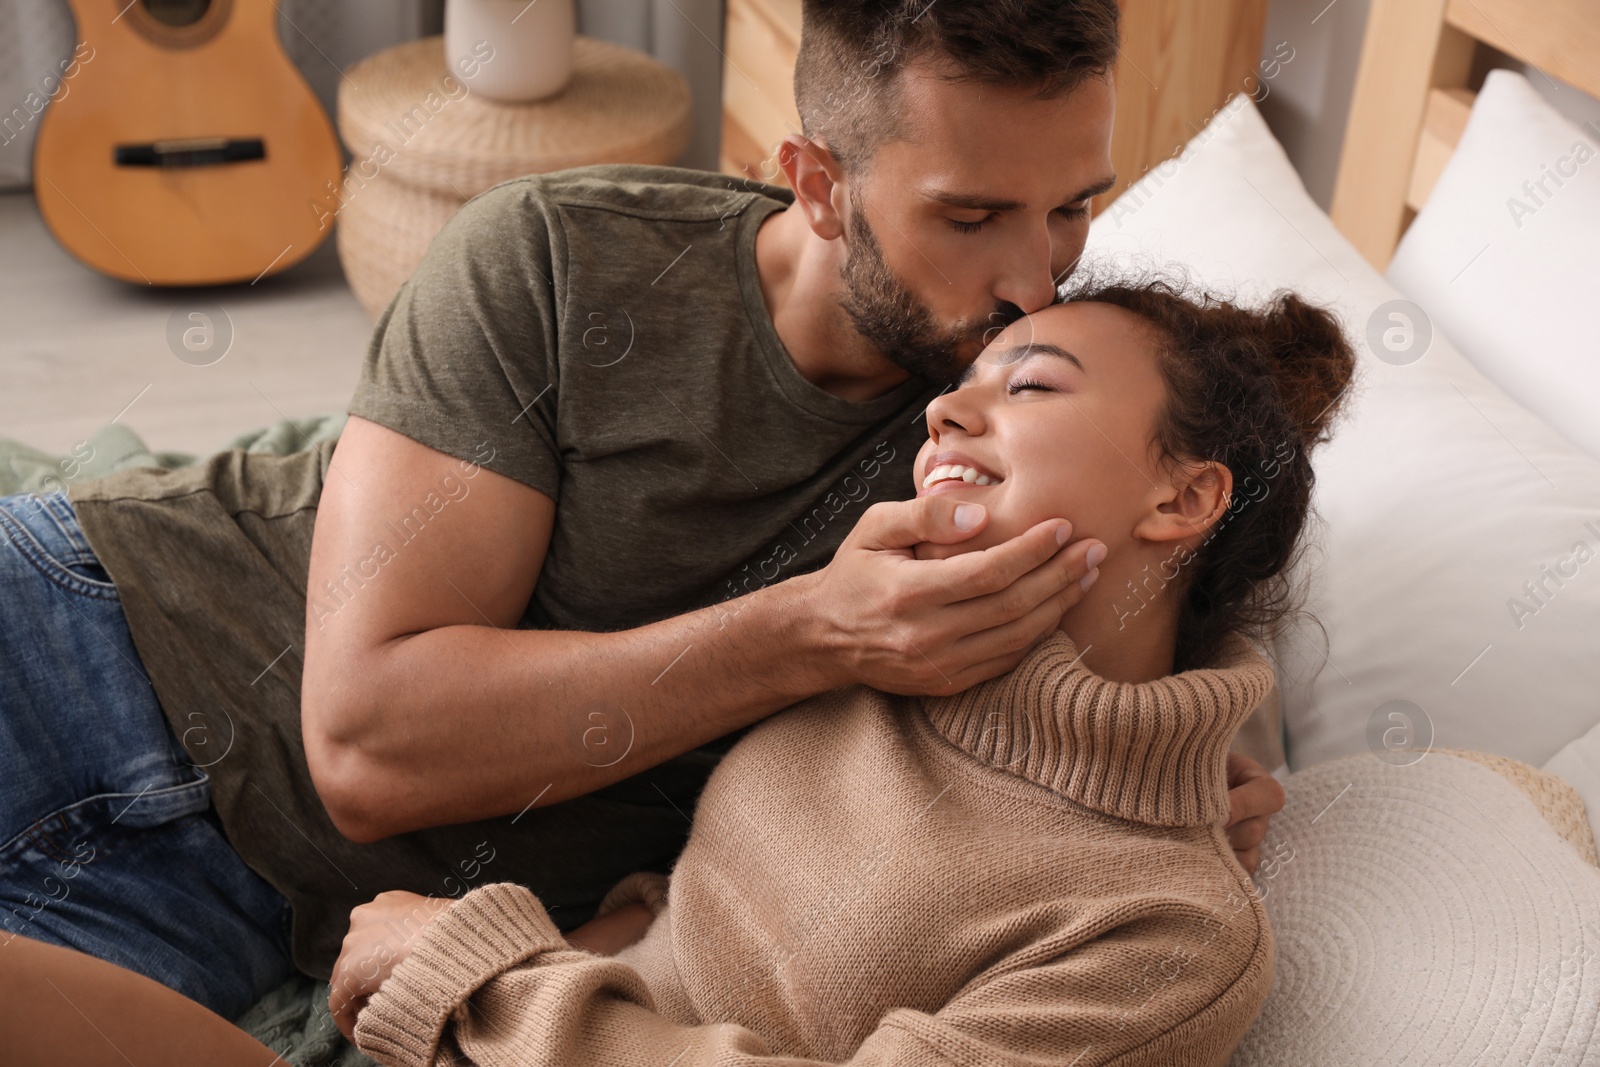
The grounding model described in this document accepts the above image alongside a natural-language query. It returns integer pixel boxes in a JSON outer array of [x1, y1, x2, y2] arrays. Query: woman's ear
[[776, 134, 847, 241], [1134, 460, 1233, 545]]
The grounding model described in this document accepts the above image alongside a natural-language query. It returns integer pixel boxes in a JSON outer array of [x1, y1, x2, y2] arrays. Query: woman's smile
[[917, 448, 1006, 495]]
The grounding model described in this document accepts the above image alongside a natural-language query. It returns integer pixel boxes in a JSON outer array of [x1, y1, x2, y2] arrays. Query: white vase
[[445, 0, 576, 103]]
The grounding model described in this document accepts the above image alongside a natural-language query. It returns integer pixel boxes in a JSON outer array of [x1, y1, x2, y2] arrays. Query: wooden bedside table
[[334, 35, 693, 318]]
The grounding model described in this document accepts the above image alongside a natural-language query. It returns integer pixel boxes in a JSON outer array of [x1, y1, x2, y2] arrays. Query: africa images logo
[[1507, 520, 1600, 630]]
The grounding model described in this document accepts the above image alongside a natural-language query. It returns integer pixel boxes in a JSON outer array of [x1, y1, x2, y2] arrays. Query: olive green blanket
[[0, 414, 346, 497]]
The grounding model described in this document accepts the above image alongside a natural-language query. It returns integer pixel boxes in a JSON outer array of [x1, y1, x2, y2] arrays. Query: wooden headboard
[[1332, 0, 1600, 270], [720, 0, 1272, 216]]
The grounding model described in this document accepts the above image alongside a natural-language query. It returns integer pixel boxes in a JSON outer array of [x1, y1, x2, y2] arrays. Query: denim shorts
[[0, 490, 295, 1020]]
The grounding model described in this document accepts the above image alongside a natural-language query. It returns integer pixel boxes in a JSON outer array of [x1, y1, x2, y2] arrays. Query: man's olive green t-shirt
[[68, 164, 944, 977]]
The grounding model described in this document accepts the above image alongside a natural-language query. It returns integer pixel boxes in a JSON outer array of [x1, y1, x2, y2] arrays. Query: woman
[[1, 276, 1353, 1066], [332, 276, 1353, 1066]]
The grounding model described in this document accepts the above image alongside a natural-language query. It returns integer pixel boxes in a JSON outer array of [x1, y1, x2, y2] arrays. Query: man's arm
[[301, 416, 1102, 843]]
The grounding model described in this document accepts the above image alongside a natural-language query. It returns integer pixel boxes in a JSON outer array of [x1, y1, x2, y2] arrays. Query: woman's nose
[[925, 390, 988, 441]]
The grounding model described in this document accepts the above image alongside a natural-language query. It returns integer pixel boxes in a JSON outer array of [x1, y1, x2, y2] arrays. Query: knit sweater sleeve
[[354, 883, 1271, 1067]]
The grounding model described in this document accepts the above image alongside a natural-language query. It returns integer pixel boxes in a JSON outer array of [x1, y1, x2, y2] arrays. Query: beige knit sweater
[[355, 630, 1277, 1066]]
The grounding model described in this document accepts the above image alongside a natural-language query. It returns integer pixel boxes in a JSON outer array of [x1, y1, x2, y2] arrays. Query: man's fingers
[[851, 496, 992, 551], [809, 497, 1105, 696], [838, 528, 1102, 696], [943, 594, 1070, 675], [935, 647, 1050, 695], [876, 588, 1072, 698], [856, 496, 1060, 552], [1226, 751, 1268, 787], [1225, 754, 1280, 877], [1225, 754, 1285, 827], [937, 536, 1101, 639], [941, 524, 1098, 607], [933, 596, 1089, 692], [1226, 814, 1270, 853]]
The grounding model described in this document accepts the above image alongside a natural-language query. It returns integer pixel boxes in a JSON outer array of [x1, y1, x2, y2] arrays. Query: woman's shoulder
[[1122, 823, 1272, 941], [1047, 840, 1271, 1063], [1029, 820, 1273, 995], [1137, 833, 1274, 1021], [694, 684, 909, 792]]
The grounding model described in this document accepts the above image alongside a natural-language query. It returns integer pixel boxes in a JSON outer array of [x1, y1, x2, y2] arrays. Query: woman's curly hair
[[1058, 270, 1357, 670]]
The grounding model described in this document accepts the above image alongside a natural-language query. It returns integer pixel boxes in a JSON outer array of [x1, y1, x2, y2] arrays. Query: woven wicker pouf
[[334, 35, 693, 318]]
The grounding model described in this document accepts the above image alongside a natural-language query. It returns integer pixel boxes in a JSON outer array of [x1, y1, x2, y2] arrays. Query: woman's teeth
[[921, 464, 998, 489]]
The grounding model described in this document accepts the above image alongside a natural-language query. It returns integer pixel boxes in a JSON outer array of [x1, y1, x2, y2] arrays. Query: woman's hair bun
[[1252, 291, 1357, 446]]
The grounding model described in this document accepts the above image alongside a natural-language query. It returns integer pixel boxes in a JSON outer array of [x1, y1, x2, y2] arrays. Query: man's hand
[[797, 497, 1105, 696], [329, 891, 454, 1041], [1224, 752, 1285, 875]]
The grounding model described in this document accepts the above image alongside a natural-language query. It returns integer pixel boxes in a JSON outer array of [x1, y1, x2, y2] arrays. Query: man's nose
[[993, 223, 1058, 314]]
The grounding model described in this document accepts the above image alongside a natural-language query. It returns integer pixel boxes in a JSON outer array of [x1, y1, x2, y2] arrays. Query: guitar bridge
[[114, 137, 266, 167]]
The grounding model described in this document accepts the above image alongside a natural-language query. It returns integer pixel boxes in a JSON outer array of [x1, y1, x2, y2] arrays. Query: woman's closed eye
[[1007, 377, 1055, 395]]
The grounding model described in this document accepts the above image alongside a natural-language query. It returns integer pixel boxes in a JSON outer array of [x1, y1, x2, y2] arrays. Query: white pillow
[[1086, 94, 1600, 771], [1387, 70, 1600, 460], [1229, 753, 1600, 1065], [1548, 723, 1600, 847]]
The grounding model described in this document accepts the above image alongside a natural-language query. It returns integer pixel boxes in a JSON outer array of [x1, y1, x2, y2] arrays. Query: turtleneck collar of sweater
[[919, 629, 1276, 827]]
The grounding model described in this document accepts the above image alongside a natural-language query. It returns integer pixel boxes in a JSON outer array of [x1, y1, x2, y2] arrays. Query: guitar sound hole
[[142, 0, 211, 27]]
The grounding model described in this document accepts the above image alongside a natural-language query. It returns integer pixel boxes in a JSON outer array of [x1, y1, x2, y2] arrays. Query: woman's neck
[[1059, 553, 1184, 684]]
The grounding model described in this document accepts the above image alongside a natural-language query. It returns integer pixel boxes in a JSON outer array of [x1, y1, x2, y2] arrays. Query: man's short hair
[[793, 0, 1120, 174]]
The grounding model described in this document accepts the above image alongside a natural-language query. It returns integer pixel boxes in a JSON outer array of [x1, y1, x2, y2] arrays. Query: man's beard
[[836, 191, 1025, 386]]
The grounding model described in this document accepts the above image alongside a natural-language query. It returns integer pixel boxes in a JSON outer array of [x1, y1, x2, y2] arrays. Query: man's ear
[[775, 133, 847, 241], [1133, 460, 1233, 545]]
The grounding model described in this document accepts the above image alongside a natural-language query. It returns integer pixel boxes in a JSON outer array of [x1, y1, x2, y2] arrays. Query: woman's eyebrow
[[1007, 341, 1086, 373], [957, 341, 1086, 387]]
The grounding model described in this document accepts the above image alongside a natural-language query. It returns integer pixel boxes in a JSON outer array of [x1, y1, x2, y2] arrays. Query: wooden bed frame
[[720, 0, 1272, 216], [1331, 0, 1600, 270]]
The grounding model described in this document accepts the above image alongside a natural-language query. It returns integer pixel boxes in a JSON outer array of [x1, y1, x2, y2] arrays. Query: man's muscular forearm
[[308, 573, 827, 842], [311, 495, 1092, 842], [303, 420, 1096, 842]]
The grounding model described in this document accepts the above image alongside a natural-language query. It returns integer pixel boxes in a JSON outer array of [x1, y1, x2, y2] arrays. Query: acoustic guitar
[[33, 0, 344, 286]]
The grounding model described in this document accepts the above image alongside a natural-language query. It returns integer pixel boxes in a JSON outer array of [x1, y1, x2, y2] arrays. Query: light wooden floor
[[0, 190, 374, 458]]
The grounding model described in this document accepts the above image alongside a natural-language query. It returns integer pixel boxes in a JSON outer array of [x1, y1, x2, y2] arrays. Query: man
[[0, 0, 1282, 1024]]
